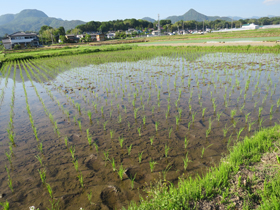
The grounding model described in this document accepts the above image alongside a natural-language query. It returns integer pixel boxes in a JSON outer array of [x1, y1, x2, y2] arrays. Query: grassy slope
[[144, 28, 280, 42], [128, 125, 280, 210]]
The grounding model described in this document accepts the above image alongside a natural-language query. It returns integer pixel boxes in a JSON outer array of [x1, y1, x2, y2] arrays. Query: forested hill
[[0, 9, 85, 36]]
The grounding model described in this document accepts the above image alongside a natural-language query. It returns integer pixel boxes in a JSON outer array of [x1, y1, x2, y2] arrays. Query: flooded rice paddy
[[0, 52, 280, 209]]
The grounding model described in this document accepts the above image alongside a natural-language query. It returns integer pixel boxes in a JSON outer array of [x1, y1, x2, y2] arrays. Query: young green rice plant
[[206, 129, 211, 138], [127, 144, 132, 156], [277, 98, 280, 108], [245, 113, 251, 123], [155, 121, 159, 132], [87, 110, 92, 121], [134, 108, 139, 120], [69, 146, 75, 161], [87, 191, 93, 204], [0, 200, 9, 210], [137, 126, 142, 137], [86, 129, 92, 146], [236, 127, 245, 141], [202, 108, 206, 118], [93, 142, 99, 153], [150, 136, 154, 145], [78, 120, 82, 131], [231, 109, 237, 119], [46, 183, 53, 199], [73, 159, 79, 172], [110, 158, 116, 171], [118, 114, 122, 123], [77, 172, 84, 188], [175, 116, 180, 127], [130, 173, 137, 189], [165, 111, 169, 119], [233, 118, 239, 128], [152, 106, 155, 115], [168, 127, 172, 139], [248, 120, 257, 132], [189, 104, 192, 112], [201, 144, 213, 158], [118, 136, 125, 148], [182, 152, 190, 170], [192, 112, 197, 123], [184, 136, 189, 149], [35, 154, 43, 167], [110, 130, 114, 139], [5, 165, 13, 193], [102, 150, 110, 166], [101, 106, 104, 115], [259, 117, 268, 128], [258, 107, 263, 118], [118, 164, 125, 181], [149, 160, 157, 173], [138, 151, 143, 164], [165, 144, 170, 158], [142, 115, 146, 125], [223, 124, 232, 137], [162, 163, 172, 182]]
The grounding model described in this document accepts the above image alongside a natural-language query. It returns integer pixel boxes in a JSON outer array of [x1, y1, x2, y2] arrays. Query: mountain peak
[[15, 9, 48, 19]]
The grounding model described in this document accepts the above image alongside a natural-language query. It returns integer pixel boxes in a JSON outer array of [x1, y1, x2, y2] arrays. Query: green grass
[[143, 28, 280, 42], [128, 124, 280, 210], [141, 36, 280, 45], [0, 45, 133, 63]]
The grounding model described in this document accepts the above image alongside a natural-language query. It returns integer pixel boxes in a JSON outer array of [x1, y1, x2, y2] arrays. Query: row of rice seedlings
[[0, 63, 12, 104]]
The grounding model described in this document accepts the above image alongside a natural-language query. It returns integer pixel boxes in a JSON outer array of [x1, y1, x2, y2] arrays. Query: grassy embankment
[[144, 28, 280, 42], [128, 124, 280, 210]]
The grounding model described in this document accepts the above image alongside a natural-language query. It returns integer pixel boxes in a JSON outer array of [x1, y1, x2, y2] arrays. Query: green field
[[141, 36, 280, 45]]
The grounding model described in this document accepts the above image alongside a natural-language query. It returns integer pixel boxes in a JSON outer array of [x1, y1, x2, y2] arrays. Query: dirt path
[[140, 41, 280, 47]]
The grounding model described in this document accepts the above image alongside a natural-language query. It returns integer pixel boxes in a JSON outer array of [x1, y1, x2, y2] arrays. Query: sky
[[0, 0, 279, 22]]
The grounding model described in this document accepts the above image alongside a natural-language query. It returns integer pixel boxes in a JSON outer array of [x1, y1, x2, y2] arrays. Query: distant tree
[[85, 34, 91, 42], [39, 25, 53, 34], [59, 35, 67, 43]]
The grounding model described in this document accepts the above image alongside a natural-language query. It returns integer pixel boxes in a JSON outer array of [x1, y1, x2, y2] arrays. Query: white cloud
[[263, 0, 280, 4]]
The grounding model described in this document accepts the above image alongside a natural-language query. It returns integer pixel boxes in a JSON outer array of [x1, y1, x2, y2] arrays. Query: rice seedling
[[110, 158, 116, 171], [5, 165, 13, 193], [110, 130, 114, 139], [149, 160, 157, 172], [175, 116, 180, 127], [245, 113, 251, 123], [168, 128, 172, 139], [87, 110, 92, 121], [149, 136, 154, 145], [155, 121, 159, 132], [192, 112, 197, 123], [87, 191, 93, 204], [259, 117, 268, 128], [117, 164, 125, 180], [78, 120, 82, 131], [86, 129, 92, 146], [236, 127, 245, 141], [162, 163, 172, 182], [134, 108, 139, 120], [93, 142, 99, 153], [258, 107, 263, 118], [46, 183, 53, 199], [201, 144, 213, 158], [118, 136, 125, 148], [182, 153, 190, 170], [77, 173, 84, 188], [231, 109, 237, 119], [248, 120, 257, 132], [0, 200, 9, 210], [138, 151, 143, 164], [142, 115, 146, 125], [102, 150, 110, 166], [165, 144, 170, 158], [202, 108, 206, 118], [73, 159, 79, 172], [127, 144, 132, 155], [129, 173, 137, 189]]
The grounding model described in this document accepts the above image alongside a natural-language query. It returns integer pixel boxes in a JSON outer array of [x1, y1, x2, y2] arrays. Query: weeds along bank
[[128, 125, 280, 210], [0, 46, 280, 210]]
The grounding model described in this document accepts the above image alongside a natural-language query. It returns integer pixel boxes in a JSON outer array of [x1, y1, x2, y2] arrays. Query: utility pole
[[158, 14, 160, 36], [203, 20, 204, 33]]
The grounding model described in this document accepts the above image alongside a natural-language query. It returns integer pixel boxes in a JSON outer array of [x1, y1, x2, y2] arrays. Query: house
[[2, 32, 39, 49], [107, 33, 115, 39], [65, 34, 80, 43], [242, 23, 259, 30], [152, 30, 161, 36], [96, 34, 105, 41]]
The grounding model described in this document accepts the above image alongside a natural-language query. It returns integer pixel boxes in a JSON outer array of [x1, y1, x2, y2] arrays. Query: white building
[[2, 32, 39, 49], [107, 33, 115, 39], [242, 23, 259, 30]]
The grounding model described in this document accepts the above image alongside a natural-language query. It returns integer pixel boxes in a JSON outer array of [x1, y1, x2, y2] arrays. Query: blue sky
[[0, 0, 279, 22]]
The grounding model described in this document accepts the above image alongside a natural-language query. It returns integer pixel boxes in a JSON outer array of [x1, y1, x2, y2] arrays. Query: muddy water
[[0, 53, 280, 210]]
